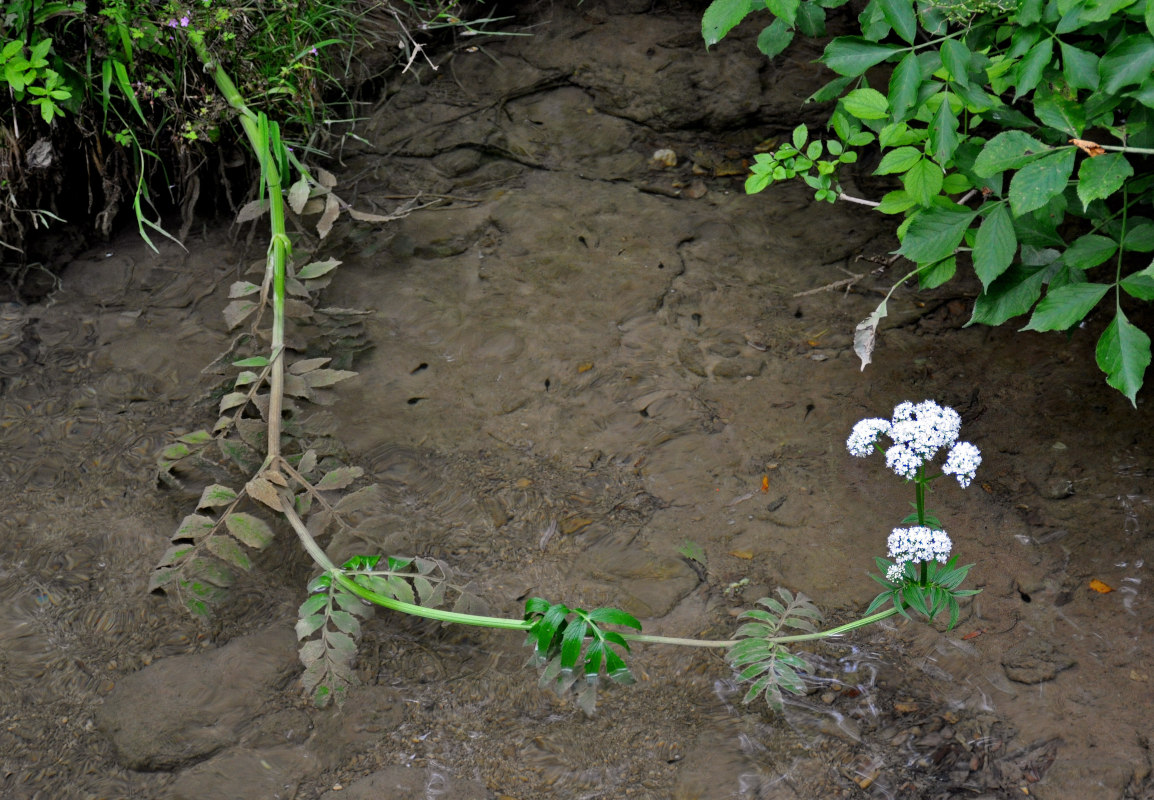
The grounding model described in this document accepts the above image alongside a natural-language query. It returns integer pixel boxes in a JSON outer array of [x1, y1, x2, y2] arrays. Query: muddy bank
[[2, 2, 1154, 799]]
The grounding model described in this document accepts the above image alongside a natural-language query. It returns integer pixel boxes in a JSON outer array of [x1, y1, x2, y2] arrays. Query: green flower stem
[[186, 29, 288, 461]]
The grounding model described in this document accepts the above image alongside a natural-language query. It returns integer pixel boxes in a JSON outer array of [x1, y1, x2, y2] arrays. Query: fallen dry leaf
[[1089, 578, 1114, 594]]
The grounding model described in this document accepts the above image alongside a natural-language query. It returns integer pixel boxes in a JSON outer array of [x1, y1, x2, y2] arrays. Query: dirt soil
[[3, 2, 1154, 799]]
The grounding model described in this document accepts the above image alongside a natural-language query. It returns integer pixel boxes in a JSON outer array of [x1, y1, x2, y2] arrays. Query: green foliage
[[726, 589, 822, 712], [703, 0, 1154, 404], [523, 599, 641, 715], [866, 556, 979, 629]]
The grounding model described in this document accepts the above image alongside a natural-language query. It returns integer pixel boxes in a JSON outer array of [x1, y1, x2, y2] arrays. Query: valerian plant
[[704, 0, 1154, 404], [147, 12, 985, 717]]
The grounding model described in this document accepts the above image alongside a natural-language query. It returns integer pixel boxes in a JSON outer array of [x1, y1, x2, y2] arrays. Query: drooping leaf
[[929, 98, 960, 165], [1022, 283, 1110, 331], [854, 299, 887, 370], [918, 256, 956, 289], [973, 204, 1018, 289], [888, 51, 923, 121], [968, 264, 1048, 326], [878, 0, 916, 43], [1096, 308, 1151, 406], [940, 38, 971, 87], [176, 514, 215, 541], [1014, 38, 1053, 100]]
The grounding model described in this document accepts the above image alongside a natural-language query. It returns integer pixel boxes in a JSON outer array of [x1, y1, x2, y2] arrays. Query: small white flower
[[885, 562, 907, 582], [847, 418, 891, 457], [943, 441, 982, 488], [887, 525, 952, 571]]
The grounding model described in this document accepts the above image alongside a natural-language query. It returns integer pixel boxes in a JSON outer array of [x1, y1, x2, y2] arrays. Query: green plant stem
[[186, 30, 287, 460]]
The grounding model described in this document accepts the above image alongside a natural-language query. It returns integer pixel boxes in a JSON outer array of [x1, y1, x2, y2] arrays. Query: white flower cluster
[[846, 399, 981, 487], [885, 525, 952, 582]]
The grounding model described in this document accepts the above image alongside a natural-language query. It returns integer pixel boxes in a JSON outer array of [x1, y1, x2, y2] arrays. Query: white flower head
[[847, 418, 891, 457], [848, 399, 974, 482], [943, 441, 982, 488], [887, 525, 952, 574]]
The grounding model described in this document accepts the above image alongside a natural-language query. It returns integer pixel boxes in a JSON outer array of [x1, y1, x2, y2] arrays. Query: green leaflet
[[1097, 308, 1152, 406], [1008, 148, 1075, 216]]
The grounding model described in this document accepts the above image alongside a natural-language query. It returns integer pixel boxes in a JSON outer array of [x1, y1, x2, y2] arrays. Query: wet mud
[[3, 2, 1154, 799]]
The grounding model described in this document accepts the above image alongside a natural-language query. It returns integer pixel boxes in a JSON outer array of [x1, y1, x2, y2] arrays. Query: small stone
[[1001, 637, 1075, 684]]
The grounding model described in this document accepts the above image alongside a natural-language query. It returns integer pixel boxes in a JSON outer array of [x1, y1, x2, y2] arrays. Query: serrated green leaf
[[1123, 221, 1154, 253], [796, 2, 826, 35], [224, 512, 275, 549], [974, 130, 1049, 177], [1033, 89, 1085, 137], [822, 36, 904, 77], [1009, 148, 1075, 216], [1121, 264, 1154, 300], [876, 189, 916, 214], [756, 19, 794, 58], [326, 630, 357, 658], [1097, 308, 1151, 405], [1059, 41, 1099, 90], [233, 356, 270, 368], [898, 206, 978, 263], [875, 146, 922, 175], [973, 204, 1018, 289], [1015, 38, 1053, 100], [1063, 234, 1117, 269], [1077, 153, 1134, 210], [919, 256, 956, 289], [940, 38, 971, 87], [1022, 283, 1110, 331], [887, 52, 923, 121], [767, 0, 800, 25], [299, 593, 329, 617], [878, 0, 916, 43], [929, 98, 959, 165], [1101, 34, 1154, 95], [969, 264, 1047, 325], [702, 0, 755, 47], [843, 87, 890, 119]]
